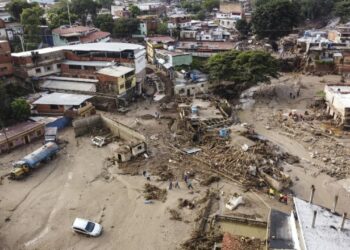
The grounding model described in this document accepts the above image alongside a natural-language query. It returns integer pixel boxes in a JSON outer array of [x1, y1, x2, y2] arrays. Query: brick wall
[[60, 64, 97, 79], [36, 104, 65, 115], [96, 73, 119, 93]]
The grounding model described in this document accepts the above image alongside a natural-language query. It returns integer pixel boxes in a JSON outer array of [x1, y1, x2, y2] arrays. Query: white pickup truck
[[91, 134, 115, 147]]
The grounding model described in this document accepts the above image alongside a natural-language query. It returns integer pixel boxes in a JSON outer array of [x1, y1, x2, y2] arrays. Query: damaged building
[[324, 84, 350, 128]]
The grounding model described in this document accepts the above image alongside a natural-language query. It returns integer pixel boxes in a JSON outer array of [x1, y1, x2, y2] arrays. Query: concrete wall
[[101, 115, 145, 142], [73, 114, 145, 143]]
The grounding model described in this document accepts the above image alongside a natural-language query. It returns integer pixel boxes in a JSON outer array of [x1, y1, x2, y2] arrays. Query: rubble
[[168, 209, 182, 221], [143, 183, 167, 202]]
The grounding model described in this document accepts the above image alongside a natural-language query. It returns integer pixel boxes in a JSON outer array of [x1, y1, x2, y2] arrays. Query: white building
[[216, 12, 241, 29], [324, 84, 350, 128]]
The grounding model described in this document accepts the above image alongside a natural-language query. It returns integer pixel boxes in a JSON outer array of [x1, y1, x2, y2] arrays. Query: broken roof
[[177, 41, 235, 50], [52, 25, 94, 36], [293, 197, 350, 250], [97, 66, 134, 77], [80, 31, 110, 43], [0, 121, 44, 144], [33, 93, 92, 106], [146, 36, 175, 44]]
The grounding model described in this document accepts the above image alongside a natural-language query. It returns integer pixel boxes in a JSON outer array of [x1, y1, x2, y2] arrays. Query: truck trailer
[[10, 142, 59, 179]]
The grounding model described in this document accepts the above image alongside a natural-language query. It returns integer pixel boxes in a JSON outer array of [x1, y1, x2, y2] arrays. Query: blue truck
[[10, 142, 59, 180]]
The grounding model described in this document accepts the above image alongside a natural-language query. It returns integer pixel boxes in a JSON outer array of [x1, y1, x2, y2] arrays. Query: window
[[120, 84, 125, 89], [46, 66, 51, 71], [69, 65, 82, 70], [57, 64, 61, 69], [9, 141, 13, 147], [85, 222, 95, 232], [50, 105, 59, 110], [35, 68, 41, 73], [137, 145, 143, 150], [37, 130, 42, 136]]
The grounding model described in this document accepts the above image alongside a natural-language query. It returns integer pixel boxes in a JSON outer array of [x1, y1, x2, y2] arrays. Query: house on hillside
[[52, 25, 110, 46], [96, 66, 136, 97], [32, 92, 95, 117]]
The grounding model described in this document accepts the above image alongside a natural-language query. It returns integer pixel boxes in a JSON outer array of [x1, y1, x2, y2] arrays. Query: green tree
[[11, 98, 30, 121], [94, 14, 114, 32], [252, 0, 301, 40], [0, 85, 11, 124], [334, 0, 350, 22], [96, 0, 114, 9], [21, 6, 44, 50], [113, 18, 139, 37], [47, 0, 78, 29], [71, 0, 99, 25], [195, 10, 206, 21], [235, 19, 251, 37], [180, 0, 202, 12], [156, 22, 168, 35], [207, 50, 279, 89], [299, 0, 334, 21], [129, 5, 141, 17], [203, 0, 219, 12], [5, 0, 37, 20]]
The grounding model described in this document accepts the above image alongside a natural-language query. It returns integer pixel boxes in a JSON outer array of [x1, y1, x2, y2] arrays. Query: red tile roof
[[52, 26, 94, 36], [80, 31, 110, 43], [222, 233, 244, 250]]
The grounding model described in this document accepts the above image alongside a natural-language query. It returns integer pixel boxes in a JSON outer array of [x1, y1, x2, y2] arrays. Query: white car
[[72, 218, 102, 237]]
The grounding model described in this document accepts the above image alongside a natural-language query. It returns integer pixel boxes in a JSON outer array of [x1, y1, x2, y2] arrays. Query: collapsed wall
[[72, 114, 145, 142]]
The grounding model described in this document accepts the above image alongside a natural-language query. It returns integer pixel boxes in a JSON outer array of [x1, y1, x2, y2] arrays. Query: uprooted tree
[[206, 50, 279, 91]]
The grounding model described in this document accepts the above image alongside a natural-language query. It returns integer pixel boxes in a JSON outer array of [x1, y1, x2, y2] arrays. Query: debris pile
[[143, 183, 167, 202], [200, 175, 221, 186], [178, 198, 195, 209], [168, 208, 182, 221]]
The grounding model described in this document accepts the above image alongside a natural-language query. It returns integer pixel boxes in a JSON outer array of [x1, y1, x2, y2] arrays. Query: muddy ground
[[1, 73, 350, 249]]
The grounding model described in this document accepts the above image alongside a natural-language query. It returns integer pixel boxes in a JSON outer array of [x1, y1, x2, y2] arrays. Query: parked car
[[72, 218, 102, 237]]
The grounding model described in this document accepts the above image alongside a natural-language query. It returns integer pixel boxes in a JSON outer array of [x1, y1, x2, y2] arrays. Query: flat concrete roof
[[61, 42, 144, 52], [11, 47, 63, 57], [41, 80, 96, 92], [97, 66, 134, 77], [294, 197, 350, 250], [269, 209, 294, 249], [33, 93, 92, 105]]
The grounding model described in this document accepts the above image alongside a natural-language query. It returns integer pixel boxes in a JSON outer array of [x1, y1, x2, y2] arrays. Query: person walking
[[184, 174, 188, 184], [187, 180, 193, 190], [175, 180, 180, 189], [169, 180, 173, 190]]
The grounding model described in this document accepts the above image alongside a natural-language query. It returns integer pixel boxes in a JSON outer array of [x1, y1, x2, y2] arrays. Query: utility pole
[[67, 0, 72, 26], [17, 34, 25, 52]]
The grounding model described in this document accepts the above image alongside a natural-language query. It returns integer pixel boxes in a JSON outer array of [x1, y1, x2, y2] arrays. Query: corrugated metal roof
[[46, 76, 98, 83], [11, 47, 63, 57], [41, 80, 96, 92], [33, 93, 92, 105], [97, 66, 134, 77], [0, 121, 44, 144]]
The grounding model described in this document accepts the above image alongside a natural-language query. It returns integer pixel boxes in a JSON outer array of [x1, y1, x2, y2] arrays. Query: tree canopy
[[203, 0, 219, 12], [96, 0, 114, 9], [156, 22, 169, 35], [252, 0, 301, 40], [11, 98, 30, 121], [206, 50, 279, 89], [113, 18, 140, 37], [334, 0, 350, 22], [94, 14, 114, 32], [235, 19, 251, 38], [129, 5, 141, 18], [47, 0, 78, 29], [70, 0, 99, 25], [6, 0, 37, 20], [299, 0, 334, 21], [21, 6, 44, 50]]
